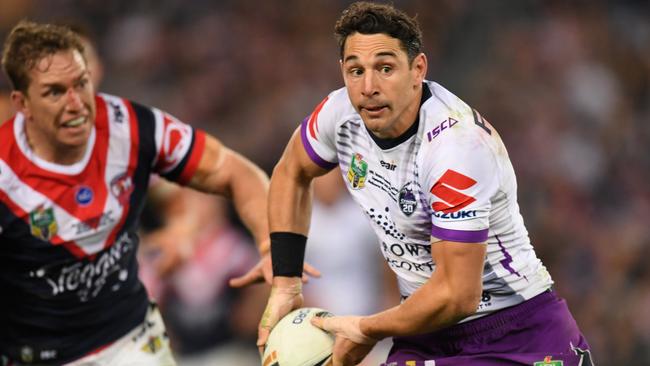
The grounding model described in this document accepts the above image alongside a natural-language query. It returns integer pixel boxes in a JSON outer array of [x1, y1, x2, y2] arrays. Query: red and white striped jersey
[[0, 93, 205, 365]]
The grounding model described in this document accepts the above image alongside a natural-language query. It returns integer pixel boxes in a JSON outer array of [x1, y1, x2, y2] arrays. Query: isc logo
[[427, 118, 458, 142]]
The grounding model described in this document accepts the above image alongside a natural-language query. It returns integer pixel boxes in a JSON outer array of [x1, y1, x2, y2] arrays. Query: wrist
[[257, 238, 271, 256], [359, 315, 384, 342], [270, 232, 307, 277], [272, 276, 303, 291]]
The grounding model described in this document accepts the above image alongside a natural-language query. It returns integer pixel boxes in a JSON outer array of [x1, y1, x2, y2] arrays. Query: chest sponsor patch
[[75, 186, 94, 206]]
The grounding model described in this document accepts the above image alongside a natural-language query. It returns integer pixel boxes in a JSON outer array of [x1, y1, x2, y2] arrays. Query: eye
[[349, 68, 363, 77], [75, 78, 89, 89], [380, 66, 392, 74], [43, 87, 64, 98]]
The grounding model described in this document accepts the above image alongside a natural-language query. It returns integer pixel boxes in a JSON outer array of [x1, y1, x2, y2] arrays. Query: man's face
[[341, 32, 426, 139], [13, 49, 95, 155]]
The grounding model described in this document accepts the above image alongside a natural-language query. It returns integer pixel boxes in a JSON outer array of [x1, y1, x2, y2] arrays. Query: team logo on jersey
[[75, 186, 94, 206], [347, 153, 368, 189], [20, 346, 34, 363], [159, 115, 192, 173], [110, 173, 133, 205], [398, 183, 417, 216], [534, 356, 564, 366], [141, 335, 163, 354], [29, 205, 58, 241], [430, 169, 477, 213]]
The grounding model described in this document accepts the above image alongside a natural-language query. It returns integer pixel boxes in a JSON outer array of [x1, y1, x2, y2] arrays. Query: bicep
[[274, 127, 331, 183], [185, 134, 231, 194], [429, 240, 486, 299]]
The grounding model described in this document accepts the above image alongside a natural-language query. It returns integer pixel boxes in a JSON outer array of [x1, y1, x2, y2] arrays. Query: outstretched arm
[[187, 134, 270, 253], [256, 127, 331, 353]]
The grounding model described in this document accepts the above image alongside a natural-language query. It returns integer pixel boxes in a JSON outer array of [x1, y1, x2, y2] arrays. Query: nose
[[361, 72, 379, 97], [64, 88, 83, 111]]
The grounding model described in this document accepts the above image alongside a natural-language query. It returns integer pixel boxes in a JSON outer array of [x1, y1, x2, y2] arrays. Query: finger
[[310, 316, 324, 329], [229, 269, 263, 288], [301, 273, 310, 284], [257, 326, 270, 348], [303, 263, 322, 278]]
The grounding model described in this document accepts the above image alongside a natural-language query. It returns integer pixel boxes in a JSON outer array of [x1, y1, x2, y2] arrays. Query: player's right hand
[[257, 276, 304, 356]]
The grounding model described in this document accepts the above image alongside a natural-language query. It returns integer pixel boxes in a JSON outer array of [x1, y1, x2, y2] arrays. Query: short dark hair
[[1, 20, 85, 93], [334, 2, 423, 64]]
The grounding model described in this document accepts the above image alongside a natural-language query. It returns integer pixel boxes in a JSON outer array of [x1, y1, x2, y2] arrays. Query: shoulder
[[419, 81, 486, 147], [312, 86, 357, 126]]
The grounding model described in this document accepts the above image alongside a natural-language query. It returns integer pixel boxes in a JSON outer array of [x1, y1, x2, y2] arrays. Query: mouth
[[361, 104, 388, 116], [60, 116, 87, 128]]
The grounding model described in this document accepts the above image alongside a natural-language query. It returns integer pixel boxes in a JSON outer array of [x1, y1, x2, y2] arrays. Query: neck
[[24, 123, 87, 165]]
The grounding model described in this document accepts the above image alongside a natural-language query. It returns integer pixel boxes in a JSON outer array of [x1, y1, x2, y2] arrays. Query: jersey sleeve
[[423, 127, 499, 244], [129, 101, 205, 185], [299, 95, 340, 170]]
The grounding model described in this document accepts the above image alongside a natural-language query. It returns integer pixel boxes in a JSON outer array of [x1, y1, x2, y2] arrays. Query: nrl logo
[[29, 205, 58, 241], [534, 356, 564, 366], [347, 153, 368, 190]]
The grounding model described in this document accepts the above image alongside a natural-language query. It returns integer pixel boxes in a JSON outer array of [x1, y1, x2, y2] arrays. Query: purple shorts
[[382, 290, 593, 366]]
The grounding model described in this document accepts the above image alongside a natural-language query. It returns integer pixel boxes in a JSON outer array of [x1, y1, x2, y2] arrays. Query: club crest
[[398, 183, 417, 216], [110, 173, 133, 205]]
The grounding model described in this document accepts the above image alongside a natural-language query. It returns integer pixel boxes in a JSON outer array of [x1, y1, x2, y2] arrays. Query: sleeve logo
[[430, 169, 477, 213], [160, 115, 192, 172]]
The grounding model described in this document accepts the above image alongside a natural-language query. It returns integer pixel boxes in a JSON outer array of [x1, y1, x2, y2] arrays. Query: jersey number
[[472, 109, 491, 135]]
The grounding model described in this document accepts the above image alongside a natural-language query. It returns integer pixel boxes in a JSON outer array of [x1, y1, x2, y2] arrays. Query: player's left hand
[[144, 225, 194, 277], [311, 315, 377, 366], [229, 252, 274, 287], [229, 254, 321, 288]]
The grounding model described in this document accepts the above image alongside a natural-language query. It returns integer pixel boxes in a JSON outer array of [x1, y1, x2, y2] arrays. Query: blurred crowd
[[1, 0, 648, 364]]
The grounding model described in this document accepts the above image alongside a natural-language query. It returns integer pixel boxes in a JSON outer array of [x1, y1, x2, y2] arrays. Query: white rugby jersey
[[300, 81, 553, 320]]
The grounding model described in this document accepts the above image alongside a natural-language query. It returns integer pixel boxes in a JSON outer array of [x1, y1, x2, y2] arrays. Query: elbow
[[452, 286, 482, 319]]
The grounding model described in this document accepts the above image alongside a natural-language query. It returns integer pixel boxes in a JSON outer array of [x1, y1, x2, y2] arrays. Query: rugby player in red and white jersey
[[249, 2, 594, 366], [0, 21, 277, 365]]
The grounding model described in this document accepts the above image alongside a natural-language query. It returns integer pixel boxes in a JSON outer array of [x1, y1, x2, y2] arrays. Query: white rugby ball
[[262, 307, 335, 366]]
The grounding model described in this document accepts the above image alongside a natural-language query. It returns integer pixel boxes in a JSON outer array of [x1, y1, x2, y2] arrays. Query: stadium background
[[1, 0, 648, 364]]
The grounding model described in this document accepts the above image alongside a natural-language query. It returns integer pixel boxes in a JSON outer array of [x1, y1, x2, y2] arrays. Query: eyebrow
[[343, 51, 399, 64], [39, 71, 89, 89]]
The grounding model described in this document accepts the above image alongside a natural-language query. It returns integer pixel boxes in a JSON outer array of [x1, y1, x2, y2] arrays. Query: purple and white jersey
[[300, 81, 553, 320]]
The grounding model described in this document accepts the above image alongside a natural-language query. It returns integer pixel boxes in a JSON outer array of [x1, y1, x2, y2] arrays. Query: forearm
[[268, 159, 313, 235], [226, 152, 271, 252], [361, 241, 486, 338], [360, 271, 478, 339]]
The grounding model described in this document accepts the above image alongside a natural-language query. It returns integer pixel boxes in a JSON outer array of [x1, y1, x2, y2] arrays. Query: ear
[[411, 53, 428, 86], [339, 59, 346, 83], [10, 90, 30, 117]]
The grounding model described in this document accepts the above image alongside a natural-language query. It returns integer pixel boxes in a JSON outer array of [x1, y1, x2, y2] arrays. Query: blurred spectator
[[139, 188, 267, 366]]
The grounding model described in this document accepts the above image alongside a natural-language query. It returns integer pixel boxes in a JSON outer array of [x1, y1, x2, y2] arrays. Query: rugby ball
[[262, 307, 335, 366]]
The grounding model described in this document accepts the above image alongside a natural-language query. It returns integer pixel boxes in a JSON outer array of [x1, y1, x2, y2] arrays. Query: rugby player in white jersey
[[249, 2, 594, 366], [0, 21, 282, 365]]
